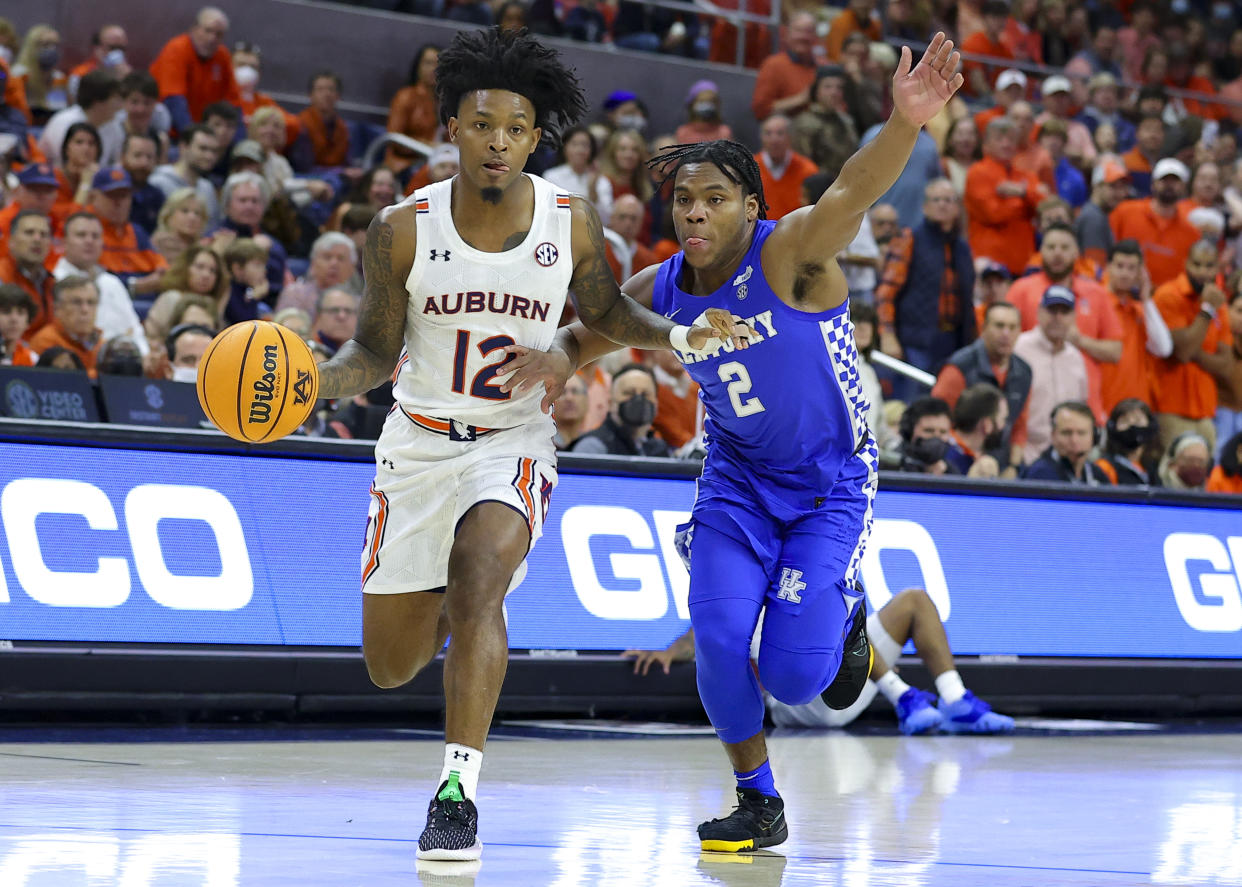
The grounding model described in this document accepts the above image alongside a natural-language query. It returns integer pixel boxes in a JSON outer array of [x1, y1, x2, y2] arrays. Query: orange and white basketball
[[196, 321, 320, 443]]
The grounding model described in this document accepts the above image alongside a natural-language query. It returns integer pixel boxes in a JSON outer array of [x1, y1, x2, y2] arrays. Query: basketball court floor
[[0, 721, 1238, 886]]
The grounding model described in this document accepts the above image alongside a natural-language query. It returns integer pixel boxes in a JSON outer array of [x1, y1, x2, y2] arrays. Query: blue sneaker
[[896, 688, 944, 735], [937, 691, 1015, 734]]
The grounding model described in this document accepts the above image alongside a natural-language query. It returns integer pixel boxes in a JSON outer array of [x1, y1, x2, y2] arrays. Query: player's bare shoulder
[[760, 207, 849, 311]]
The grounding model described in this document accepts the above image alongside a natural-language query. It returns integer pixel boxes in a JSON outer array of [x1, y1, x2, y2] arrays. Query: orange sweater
[[964, 156, 1042, 275]]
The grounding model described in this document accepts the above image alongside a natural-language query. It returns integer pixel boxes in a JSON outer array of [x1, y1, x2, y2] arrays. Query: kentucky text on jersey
[[673, 310, 778, 363], [422, 291, 551, 321]]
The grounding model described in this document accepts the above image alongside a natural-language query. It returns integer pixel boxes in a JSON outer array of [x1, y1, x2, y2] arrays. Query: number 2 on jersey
[[718, 361, 765, 417], [451, 331, 515, 401]]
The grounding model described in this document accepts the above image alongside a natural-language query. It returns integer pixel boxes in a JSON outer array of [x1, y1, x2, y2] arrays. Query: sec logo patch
[[535, 242, 559, 266]]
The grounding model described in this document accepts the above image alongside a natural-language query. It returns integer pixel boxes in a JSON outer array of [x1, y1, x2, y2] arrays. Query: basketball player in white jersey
[[313, 28, 743, 861]]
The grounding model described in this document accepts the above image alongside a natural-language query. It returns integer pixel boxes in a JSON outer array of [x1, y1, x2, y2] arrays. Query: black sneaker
[[821, 597, 872, 710], [417, 778, 482, 861], [698, 788, 788, 852]]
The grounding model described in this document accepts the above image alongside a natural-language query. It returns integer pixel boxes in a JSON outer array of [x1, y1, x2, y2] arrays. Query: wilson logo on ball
[[249, 344, 279, 423]]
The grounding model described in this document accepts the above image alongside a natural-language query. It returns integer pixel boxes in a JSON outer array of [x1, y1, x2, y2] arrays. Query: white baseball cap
[[1042, 75, 1072, 96], [1152, 157, 1190, 183], [996, 69, 1027, 92]]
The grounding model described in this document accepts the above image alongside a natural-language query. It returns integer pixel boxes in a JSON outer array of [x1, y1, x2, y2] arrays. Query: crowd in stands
[[1, 3, 1241, 494]]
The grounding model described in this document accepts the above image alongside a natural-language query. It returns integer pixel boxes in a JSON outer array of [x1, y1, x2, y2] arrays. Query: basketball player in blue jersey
[[310, 28, 745, 861], [501, 33, 965, 851]]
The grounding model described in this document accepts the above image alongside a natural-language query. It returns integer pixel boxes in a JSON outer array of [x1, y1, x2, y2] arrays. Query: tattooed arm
[[317, 205, 415, 399], [567, 197, 680, 348]]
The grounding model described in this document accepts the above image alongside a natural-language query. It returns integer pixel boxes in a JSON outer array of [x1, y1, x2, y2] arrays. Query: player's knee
[[364, 654, 415, 690], [688, 621, 749, 672], [760, 650, 839, 706]]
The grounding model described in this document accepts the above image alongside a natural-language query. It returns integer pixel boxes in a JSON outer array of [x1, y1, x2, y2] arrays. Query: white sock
[[875, 670, 912, 706], [934, 670, 967, 705], [439, 743, 483, 801]]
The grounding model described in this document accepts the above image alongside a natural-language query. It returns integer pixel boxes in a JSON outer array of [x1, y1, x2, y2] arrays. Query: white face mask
[[103, 49, 126, 67], [171, 366, 199, 383], [234, 65, 259, 88], [0, 46, 12, 66]]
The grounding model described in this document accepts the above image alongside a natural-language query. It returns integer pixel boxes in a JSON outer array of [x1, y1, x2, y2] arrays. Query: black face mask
[[1113, 423, 1154, 450], [983, 426, 1006, 452], [618, 395, 656, 428], [906, 436, 949, 467]]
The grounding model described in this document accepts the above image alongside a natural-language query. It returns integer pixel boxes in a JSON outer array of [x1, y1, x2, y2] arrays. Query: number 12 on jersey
[[451, 331, 516, 401]]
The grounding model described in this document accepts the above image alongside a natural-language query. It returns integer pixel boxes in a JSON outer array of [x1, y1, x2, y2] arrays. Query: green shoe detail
[[437, 771, 464, 802]]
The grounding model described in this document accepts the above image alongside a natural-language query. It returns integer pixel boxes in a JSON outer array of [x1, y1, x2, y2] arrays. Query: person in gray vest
[[931, 301, 1032, 476]]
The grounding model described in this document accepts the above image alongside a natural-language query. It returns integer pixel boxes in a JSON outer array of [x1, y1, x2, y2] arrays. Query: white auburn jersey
[[392, 174, 574, 429]]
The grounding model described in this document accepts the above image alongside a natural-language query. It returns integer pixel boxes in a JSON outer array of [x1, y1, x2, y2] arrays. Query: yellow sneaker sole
[[700, 838, 755, 852]]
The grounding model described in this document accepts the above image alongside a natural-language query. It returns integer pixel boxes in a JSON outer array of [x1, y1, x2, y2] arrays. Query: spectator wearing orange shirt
[[973, 68, 1027, 138], [675, 81, 733, 145], [607, 195, 658, 277], [86, 168, 167, 296], [385, 46, 440, 174], [1207, 432, 1242, 495], [27, 274, 103, 378], [646, 348, 700, 450], [960, 1, 1015, 99], [824, 0, 881, 62], [231, 44, 299, 150], [1121, 114, 1164, 197], [68, 25, 130, 103], [1004, 224, 1123, 416], [1098, 239, 1174, 414], [965, 117, 1044, 277], [297, 71, 351, 170], [149, 7, 240, 132], [754, 114, 816, 221], [0, 211, 55, 334], [0, 283, 38, 367], [0, 164, 59, 259], [1151, 240, 1236, 453], [1007, 101, 1054, 191], [750, 12, 820, 121], [52, 122, 102, 229], [1022, 197, 1100, 279], [1111, 158, 1202, 288]]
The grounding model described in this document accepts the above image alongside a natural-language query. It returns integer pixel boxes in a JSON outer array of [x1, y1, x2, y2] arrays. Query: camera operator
[[886, 396, 958, 475]]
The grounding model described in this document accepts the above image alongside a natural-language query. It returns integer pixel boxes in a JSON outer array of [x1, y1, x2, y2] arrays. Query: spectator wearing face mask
[[1095, 398, 1160, 485], [675, 81, 731, 145], [890, 396, 956, 475], [1022, 401, 1113, 484], [1159, 431, 1214, 491], [571, 363, 671, 457], [97, 335, 145, 377], [68, 25, 130, 103], [1206, 430, 1242, 494], [165, 322, 215, 384]]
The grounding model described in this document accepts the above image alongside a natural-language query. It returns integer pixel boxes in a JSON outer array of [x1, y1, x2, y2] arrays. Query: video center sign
[[0, 440, 1239, 658]]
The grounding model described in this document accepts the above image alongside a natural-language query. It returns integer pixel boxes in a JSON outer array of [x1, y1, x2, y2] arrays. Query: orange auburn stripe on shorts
[[400, 406, 494, 436], [362, 484, 389, 587], [514, 457, 537, 534]]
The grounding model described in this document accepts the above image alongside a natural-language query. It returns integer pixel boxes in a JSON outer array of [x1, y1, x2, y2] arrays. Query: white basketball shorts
[[360, 407, 558, 595]]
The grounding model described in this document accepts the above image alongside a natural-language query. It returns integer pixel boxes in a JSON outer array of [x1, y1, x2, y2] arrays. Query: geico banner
[[0, 441, 1240, 656]]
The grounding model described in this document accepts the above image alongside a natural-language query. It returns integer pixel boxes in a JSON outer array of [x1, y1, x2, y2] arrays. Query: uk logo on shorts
[[777, 568, 806, 604], [535, 242, 559, 267]]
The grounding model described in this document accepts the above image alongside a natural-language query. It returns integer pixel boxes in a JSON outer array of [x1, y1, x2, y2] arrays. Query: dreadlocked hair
[[435, 27, 588, 149], [647, 140, 769, 219]]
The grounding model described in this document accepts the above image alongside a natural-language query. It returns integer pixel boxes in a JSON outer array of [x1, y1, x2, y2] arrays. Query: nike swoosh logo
[[665, 308, 682, 320]]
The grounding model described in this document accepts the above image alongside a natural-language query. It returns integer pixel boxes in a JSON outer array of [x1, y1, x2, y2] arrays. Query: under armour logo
[[381, 458, 395, 470], [453, 751, 470, 761], [430, 249, 451, 261], [777, 567, 806, 604]]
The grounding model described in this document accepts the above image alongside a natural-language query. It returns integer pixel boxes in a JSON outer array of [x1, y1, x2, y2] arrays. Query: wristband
[[669, 324, 695, 353]]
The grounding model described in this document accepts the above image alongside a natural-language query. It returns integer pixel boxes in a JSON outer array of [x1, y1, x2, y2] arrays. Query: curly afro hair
[[435, 27, 588, 149]]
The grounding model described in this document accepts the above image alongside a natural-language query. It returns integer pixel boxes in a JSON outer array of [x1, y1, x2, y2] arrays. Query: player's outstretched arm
[[771, 33, 963, 261], [317, 206, 416, 399]]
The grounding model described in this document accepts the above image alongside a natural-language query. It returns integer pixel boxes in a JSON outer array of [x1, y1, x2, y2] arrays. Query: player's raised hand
[[686, 308, 754, 352], [497, 344, 573, 413], [892, 32, 963, 129]]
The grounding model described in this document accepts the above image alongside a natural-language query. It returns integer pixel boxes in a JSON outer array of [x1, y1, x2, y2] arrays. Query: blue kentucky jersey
[[652, 220, 873, 516]]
